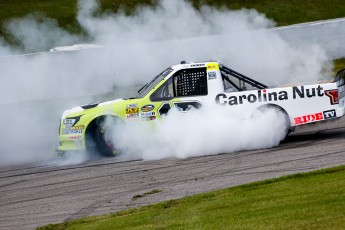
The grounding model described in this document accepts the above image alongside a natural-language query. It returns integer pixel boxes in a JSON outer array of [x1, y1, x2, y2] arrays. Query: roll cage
[[220, 64, 267, 91], [137, 62, 268, 99]]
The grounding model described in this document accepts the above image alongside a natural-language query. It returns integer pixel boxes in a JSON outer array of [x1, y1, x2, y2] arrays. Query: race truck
[[58, 61, 345, 156]]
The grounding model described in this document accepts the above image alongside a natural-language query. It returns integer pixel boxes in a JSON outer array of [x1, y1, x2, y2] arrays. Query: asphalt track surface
[[1, 120, 345, 229]]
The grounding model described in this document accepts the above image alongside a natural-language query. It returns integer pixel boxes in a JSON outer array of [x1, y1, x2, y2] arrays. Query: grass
[[192, 0, 345, 26], [1, 0, 345, 41], [0, 0, 79, 34], [0, 1, 155, 33], [38, 165, 345, 230], [334, 58, 345, 74]]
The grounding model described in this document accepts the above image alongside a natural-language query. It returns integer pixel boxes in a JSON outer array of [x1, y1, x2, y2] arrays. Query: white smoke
[[75, 0, 330, 86], [0, 0, 332, 166], [5, 14, 80, 53], [111, 107, 288, 160], [77, 1, 274, 42], [0, 38, 12, 55]]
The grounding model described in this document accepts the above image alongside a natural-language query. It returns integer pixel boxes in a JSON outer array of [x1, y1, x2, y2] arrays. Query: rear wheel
[[254, 105, 292, 139], [88, 116, 121, 157]]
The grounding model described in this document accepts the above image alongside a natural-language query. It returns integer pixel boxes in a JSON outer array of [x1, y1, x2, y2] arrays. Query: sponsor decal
[[215, 85, 325, 105], [207, 63, 218, 70], [68, 136, 82, 140], [62, 125, 85, 135], [63, 116, 82, 128], [294, 109, 337, 125], [71, 125, 85, 130], [141, 104, 155, 112], [141, 117, 156, 121], [140, 112, 156, 117], [123, 106, 140, 119], [140, 111, 156, 120], [126, 113, 139, 119], [63, 118, 78, 128], [63, 119, 75, 125], [292, 85, 324, 98], [294, 112, 323, 125], [208, 71, 217, 80], [190, 64, 205, 67], [324, 89, 339, 105], [323, 109, 336, 119], [126, 103, 138, 109], [62, 129, 83, 134], [126, 108, 139, 114]]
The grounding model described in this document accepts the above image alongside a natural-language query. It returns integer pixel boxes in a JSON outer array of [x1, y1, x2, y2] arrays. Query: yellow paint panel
[[207, 63, 219, 71]]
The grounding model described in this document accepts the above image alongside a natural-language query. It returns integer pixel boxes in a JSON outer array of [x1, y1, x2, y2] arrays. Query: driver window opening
[[175, 68, 208, 97], [150, 77, 174, 101], [150, 67, 208, 101]]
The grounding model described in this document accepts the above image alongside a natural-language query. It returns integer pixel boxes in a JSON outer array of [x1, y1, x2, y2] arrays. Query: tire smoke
[[0, 0, 331, 166], [110, 107, 288, 160]]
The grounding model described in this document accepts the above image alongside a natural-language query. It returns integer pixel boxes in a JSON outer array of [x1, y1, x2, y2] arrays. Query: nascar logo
[[141, 104, 155, 112]]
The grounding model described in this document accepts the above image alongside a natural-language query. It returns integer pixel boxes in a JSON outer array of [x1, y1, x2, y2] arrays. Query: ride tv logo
[[323, 109, 337, 120], [294, 109, 336, 125]]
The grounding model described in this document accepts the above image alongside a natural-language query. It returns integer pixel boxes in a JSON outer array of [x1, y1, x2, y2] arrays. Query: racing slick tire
[[254, 104, 292, 139], [87, 116, 121, 157]]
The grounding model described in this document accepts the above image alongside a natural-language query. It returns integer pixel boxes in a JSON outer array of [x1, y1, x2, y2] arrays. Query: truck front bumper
[[58, 134, 86, 152]]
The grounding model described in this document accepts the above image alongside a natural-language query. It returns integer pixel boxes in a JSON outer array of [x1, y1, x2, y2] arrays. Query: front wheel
[[94, 117, 121, 157]]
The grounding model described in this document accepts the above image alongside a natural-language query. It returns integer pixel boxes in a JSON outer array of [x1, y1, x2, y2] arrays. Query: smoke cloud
[[111, 107, 288, 160], [75, 0, 330, 86], [5, 14, 81, 53], [0, 0, 332, 166]]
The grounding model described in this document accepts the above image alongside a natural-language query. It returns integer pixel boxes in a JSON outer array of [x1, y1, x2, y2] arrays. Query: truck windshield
[[137, 67, 173, 97]]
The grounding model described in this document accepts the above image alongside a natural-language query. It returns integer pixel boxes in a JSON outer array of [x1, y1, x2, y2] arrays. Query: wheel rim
[[100, 126, 115, 150]]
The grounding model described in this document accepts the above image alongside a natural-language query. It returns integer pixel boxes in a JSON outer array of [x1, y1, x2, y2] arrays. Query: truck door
[[150, 67, 207, 116]]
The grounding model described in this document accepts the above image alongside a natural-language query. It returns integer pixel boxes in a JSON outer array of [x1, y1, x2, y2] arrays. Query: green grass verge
[[192, 0, 345, 26], [1, 0, 345, 40], [38, 165, 345, 230], [334, 58, 345, 74], [0, 0, 155, 37]]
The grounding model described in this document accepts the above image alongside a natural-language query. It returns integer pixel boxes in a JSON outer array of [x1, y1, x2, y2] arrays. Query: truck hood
[[61, 98, 124, 119]]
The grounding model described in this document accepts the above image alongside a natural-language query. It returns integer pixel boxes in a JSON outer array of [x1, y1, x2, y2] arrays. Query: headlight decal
[[62, 115, 84, 135], [63, 115, 82, 128]]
